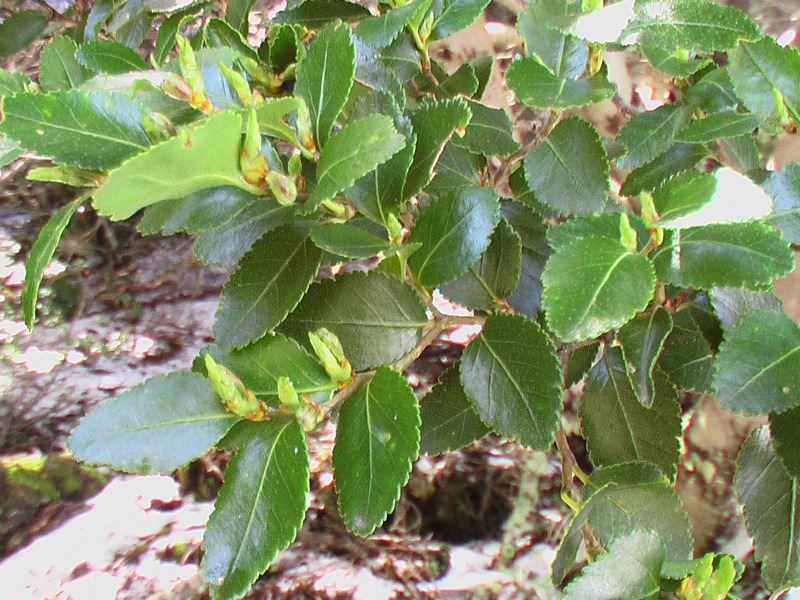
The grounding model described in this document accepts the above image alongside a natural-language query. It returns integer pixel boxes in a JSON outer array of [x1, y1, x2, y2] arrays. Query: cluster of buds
[[677, 552, 736, 600], [309, 328, 353, 385], [241, 109, 299, 205], [163, 36, 213, 112], [277, 376, 324, 432], [204, 354, 268, 421]]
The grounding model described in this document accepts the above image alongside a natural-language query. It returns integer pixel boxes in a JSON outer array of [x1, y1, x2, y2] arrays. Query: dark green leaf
[[623, 0, 760, 53], [764, 163, 800, 244], [205, 17, 259, 61], [0, 135, 21, 168], [408, 185, 500, 288], [143, 0, 205, 12], [405, 97, 471, 199], [432, 62, 478, 99], [640, 45, 709, 77], [657, 309, 713, 391], [771, 406, 800, 481], [0, 90, 150, 170], [581, 347, 681, 477], [353, 38, 406, 105], [22, 197, 83, 330], [224, 0, 256, 34], [295, 20, 356, 148], [454, 100, 520, 157], [273, 0, 371, 26], [108, 0, 151, 49], [652, 170, 716, 227], [617, 307, 673, 407], [420, 365, 489, 456], [440, 218, 521, 310], [68, 371, 239, 474], [710, 286, 783, 329], [684, 66, 739, 113], [0, 10, 47, 59], [355, 1, 421, 49], [651, 222, 794, 290], [426, 140, 484, 196], [137, 187, 256, 236], [735, 425, 800, 590], [714, 309, 800, 415], [502, 200, 551, 318], [282, 271, 428, 370], [542, 236, 656, 342], [517, 14, 587, 79], [719, 134, 761, 174], [203, 418, 308, 600], [506, 56, 614, 109], [264, 23, 305, 72], [676, 111, 761, 144], [620, 142, 707, 196], [39, 36, 92, 91], [563, 530, 665, 600], [334, 366, 420, 536], [193, 200, 289, 267], [431, 0, 490, 40], [75, 39, 148, 74], [616, 104, 693, 170], [214, 224, 321, 348], [309, 114, 405, 207], [565, 342, 600, 387], [546, 212, 649, 252], [460, 313, 561, 449], [310, 222, 391, 258], [523, 116, 608, 215]]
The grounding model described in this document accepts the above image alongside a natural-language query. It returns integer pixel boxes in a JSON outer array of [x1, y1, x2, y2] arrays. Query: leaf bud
[[295, 99, 316, 153], [241, 110, 270, 186], [218, 62, 255, 107], [277, 375, 300, 411], [204, 354, 267, 420], [175, 35, 212, 112], [288, 152, 302, 178], [265, 171, 298, 206], [387, 213, 404, 245], [619, 213, 637, 253], [308, 328, 352, 383], [295, 396, 324, 432]]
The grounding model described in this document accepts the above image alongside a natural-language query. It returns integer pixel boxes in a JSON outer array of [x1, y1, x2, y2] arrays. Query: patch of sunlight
[[11, 347, 65, 373]]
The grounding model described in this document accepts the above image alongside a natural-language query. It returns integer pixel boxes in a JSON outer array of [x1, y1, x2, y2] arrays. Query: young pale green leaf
[[193, 200, 290, 267], [309, 114, 405, 208], [502, 201, 551, 318], [93, 111, 258, 220], [710, 287, 783, 329], [542, 236, 656, 343], [22, 197, 83, 330], [408, 185, 500, 288], [652, 170, 716, 226], [355, 1, 421, 49], [39, 36, 92, 91], [563, 530, 665, 600], [517, 14, 587, 78], [770, 406, 800, 481], [651, 223, 794, 290], [203, 418, 309, 600], [506, 57, 614, 109], [419, 365, 489, 456], [623, 0, 760, 53], [764, 163, 800, 244], [735, 425, 800, 590], [729, 37, 800, 123], [620, 142, 708, 196], [76, 39, 149, 74], [404, 97, 471, 199], [524, 116, 608, 215], [0, 90, 150, 170], [460, 313, 561, 449], [676, 111, 761, 144], [214, 224, 321, 349], [581, 347, 681, 477], [68, 371, 239, 474], [454, 100, 520, 157], [616, 104, 692, 170], [0, 10, 47, 58], [333, 366, 420, 536], [310, 222, 391, 259], [295, 21, 356, 148], [714, 309, 800, 415], [282, 271, 428, 370], [138, 187, 255, 236], [658, 309, 714, 391], [440, 218, 521, 310], [273, 0, 371, 26], [431, 0, 490, 39], [617, 307, 674, 407]]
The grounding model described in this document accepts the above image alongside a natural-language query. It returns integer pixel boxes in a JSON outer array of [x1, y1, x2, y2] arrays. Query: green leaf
[[0, 69, 31, 96], [310, 222, 391, 259], [405, 97, 471, 199], [563, 530, 665, 600], [676, 111, 761, 144], [0, 90, 150, 170], [282, 271, 428, 370], [333, 365, 420, 536], [710, 286, 783, 329], [68, 371, 239, 474], [440, 218, 521, 310], [524, 0, 582, 32], [651, 223, 794, 290], [295, 21, 356, 148], [419, 365, 489, 456], [0, 10, 47, 59], [735, 425, 800, 590], [143, 0, 205, 13], [224, 0, 256, 34], [714, 309, 800, 415], [542, 236, 656, 343], [623, 0, 760, 53], [214, 224, 322, 349], [355, 1, 423, 49], [506, 56, 614, 109], [108, 0, 152, 49], [616, 104, 693, 170], [431, 0, 490, 40], [771, 406, 800, 481], [153, 10, 201, 67], [0, 135, 21, 168], [454, 100, 520, 157], [620, 142, 708, 196], [640, 45, 709, 77], [309, 114, 405, 208], [566, 342, 600, 387], [432, 62, 478, 99], [581, 347, 681, 477], [193, 200, 289, 267], [205, 17, 260, 62], [203, 418, 309, 600], [273, 0, 371, 27], [729, 37, 800, 123], [39, 36, 93, 91], [426, 140, 484, 196], [657, 309, 714, 391], [523, 116, 608, 215], [22, 197, 83, 330], [652, 170, 716, 227], [75, 39, 149, 74], [546, 213, 649, 252], [408, 185, 500, 288], [460, 313, 561, 449], [502, 200, 551, 318], [517, 14, 587, 79], [617, 307, 673, 407], [684, 66, 739, 113], [764, 163, 800, 244], [719, 134, 760, 174]]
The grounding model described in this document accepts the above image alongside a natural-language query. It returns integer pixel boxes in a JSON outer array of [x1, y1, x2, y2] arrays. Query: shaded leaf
[[770, 406, 800, 481], [566, 342, 600, 387], [355, 1, 421, 49], [431, 0, 490, 40], [460, 313, 561, 449], [225, 0, 256, 34], [0, 135, 21, 168], [454, 100, 520, 157], [506, 56, 614, 109], [547, 212, 648, 252], [617, 306, 673, 407], [620, 142, 708, 196], [334, 366, 420, 536], [76, 39, 149, 74], [214, 224, 321, 348], [205, 17, 259, 61], [676, 111, 761, 144], [764, 163, 800, 244], [273, 0, 371, 26], [310, 222, 391, 259], [652, 170, 716, 227], [658, 309, 714, 391], [426, 140, 484, 196], [710, 286, 783, 329], [0, 69, 30, 96], [39, 36, 92, 91], [616, 104, 693, 170], [0, 10, 47, 58], [517, 13, 587, 78], [68, 371, 239, 474], [502, 200, 551, 318], [640, 45, 709, 77]]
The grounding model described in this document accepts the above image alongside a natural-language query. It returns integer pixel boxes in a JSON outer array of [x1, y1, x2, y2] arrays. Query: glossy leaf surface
[[617, 307, 673, 407], [506, 57, 614, 109], [76, 40, 149, 74], [310, 222, 391, 258], [616, 104, 692, 170]]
